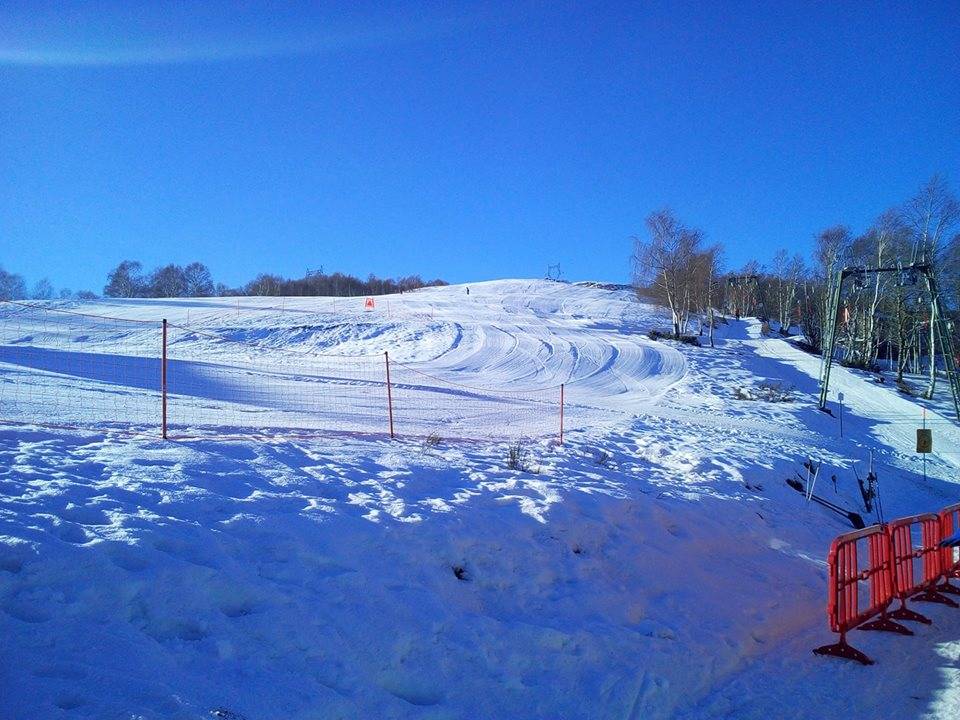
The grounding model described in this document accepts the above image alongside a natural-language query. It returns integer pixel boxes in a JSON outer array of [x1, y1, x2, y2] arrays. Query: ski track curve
[[0, 280, 689, 436]]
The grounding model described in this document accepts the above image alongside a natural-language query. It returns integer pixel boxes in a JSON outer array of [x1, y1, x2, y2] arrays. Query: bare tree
[[770, 250, 805, 333], [692, 244, 723, 346], [104, 261, 144, 298], [147, 264, 187, 298], [901, 175, 960, 396], [183, 262, 214, 297], [0, 267, 27, 301], [31, 278, 54, 300], [797, 270, 825, 352], [845, 210, 909, 368], [814, 226, 852, 355], [903, 174, 960, 263], [633, 209, 711, 339], [245, 273, 284, 296]]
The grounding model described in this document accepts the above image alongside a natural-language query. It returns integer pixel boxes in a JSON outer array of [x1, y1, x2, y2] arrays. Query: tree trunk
[[926, 306, 937, 398]]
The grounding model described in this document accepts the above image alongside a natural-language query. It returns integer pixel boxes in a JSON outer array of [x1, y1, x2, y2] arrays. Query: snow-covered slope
[[0, 280, 685, 440], [1, 279, 959, 719]]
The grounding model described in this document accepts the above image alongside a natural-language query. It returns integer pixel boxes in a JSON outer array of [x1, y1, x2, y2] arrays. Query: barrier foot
[[860, 616, 913, 635], [813, 638, 873, 665], [890, 604, 932, 625], [937, 581, 960, 597], [913, 589, 960, 608]]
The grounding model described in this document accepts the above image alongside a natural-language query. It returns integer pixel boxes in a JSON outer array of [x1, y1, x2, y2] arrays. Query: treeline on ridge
[[101, 261, 447, 299]]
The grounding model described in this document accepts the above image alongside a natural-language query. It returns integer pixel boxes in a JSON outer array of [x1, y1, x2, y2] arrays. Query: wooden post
[[161, 319, 168, 440], [559, 383, 565, 445], [385, 351, 395, 439]]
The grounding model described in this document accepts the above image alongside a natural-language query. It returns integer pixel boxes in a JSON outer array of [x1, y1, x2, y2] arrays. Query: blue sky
[[1, 1, 958, 293]]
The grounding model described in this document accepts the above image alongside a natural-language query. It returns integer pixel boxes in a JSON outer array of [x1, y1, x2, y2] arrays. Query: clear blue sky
[[1, 0, 958, 293]]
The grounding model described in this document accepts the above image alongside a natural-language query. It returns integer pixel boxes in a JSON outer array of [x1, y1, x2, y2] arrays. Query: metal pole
[[927, 272, 960, 420], [384, 351, 395, 439], [819, 269, 845, 410], [839, 395, 843, 438], [559, 383, 565, 446], [161, 319, 168, 440]]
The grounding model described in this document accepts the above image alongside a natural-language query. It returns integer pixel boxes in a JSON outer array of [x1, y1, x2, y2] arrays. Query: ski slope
[[0, 280, 686, 440], [1, 279, 959, 719]]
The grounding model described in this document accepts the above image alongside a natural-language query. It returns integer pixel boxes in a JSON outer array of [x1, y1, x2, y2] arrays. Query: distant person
[[466, 287, 470, 295]]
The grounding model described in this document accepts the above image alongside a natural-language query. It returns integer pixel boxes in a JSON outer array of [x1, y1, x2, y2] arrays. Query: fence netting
[[0, 302, 565, 442], [0, 302, 161, 432]]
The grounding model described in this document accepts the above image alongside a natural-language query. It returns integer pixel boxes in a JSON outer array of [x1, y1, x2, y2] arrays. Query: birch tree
[[632, 209, 707, 339], [902, 176, 960, 397]]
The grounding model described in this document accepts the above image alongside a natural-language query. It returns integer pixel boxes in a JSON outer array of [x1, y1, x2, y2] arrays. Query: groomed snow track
[[0, 280, 687, 441]]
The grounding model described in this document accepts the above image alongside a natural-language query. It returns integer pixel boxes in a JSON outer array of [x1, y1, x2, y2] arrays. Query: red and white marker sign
[[364, 297, 375, 310]]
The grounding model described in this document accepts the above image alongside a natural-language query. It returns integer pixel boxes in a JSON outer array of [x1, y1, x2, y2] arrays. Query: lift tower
[[818, 262, 960, 421]]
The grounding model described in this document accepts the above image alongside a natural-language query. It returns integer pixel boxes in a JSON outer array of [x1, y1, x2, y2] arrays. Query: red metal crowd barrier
[[888, 513, 958, 612], [813, 525, 910, 665], [939, 503, 960, 594], [816, 508, 960, 665]]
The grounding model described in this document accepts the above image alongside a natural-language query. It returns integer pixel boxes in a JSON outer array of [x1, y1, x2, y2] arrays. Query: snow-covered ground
[[0, 280, 684, 441], [1, 279, 959, 719]]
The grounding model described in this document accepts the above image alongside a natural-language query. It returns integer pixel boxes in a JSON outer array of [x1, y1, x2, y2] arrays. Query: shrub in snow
[[734, 381, 794, 403], [507, 442, 532, 472], [647, 328, 701, 346]]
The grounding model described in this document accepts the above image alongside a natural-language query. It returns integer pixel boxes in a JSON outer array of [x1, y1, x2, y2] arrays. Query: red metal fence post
[[385, 351, 395, 439], [161, 318, 168, 440], [559, 383, 564, 445]]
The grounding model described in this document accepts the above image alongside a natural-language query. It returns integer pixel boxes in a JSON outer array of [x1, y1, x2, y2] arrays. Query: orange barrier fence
[[815, 506, 960, 665], [939, 503, 960, 594], [888, 514, 958, 611], [813, 525, 910, 665]]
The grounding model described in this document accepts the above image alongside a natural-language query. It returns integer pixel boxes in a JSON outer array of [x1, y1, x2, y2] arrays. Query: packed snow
[[1, 279, 959, 719], [0, 280, 685, 441]]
